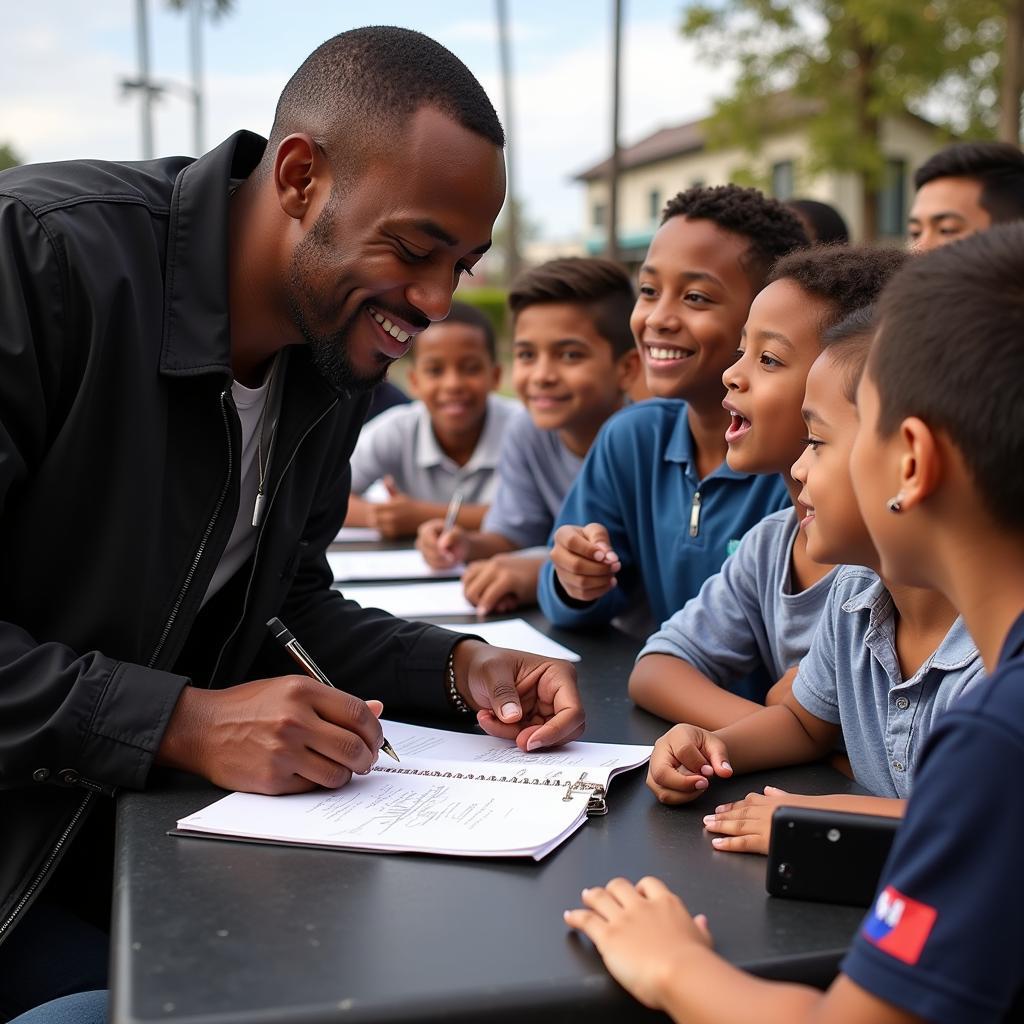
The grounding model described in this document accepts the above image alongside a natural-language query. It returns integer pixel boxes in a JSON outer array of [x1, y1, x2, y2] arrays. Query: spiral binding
[[371, 765, 608, 815]]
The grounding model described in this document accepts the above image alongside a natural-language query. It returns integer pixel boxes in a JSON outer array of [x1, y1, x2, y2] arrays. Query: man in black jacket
[[0, 27, 583, 1017]]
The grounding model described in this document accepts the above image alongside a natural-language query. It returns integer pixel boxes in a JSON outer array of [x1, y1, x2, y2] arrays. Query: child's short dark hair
[[661, 184, 809, 287], [769, 245, 908, 334], [914, 142, 1024, 224], [871, 223, 1024, 531], [821, 305, 878, 402], [508, 257, 635, 357], [414, 300, 497, 362]]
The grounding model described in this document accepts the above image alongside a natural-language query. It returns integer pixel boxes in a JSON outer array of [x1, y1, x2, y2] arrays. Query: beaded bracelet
[[446, 646, 474, 714]]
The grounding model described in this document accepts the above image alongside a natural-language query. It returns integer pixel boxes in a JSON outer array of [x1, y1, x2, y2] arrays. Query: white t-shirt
[[202, 367, 274, 605]]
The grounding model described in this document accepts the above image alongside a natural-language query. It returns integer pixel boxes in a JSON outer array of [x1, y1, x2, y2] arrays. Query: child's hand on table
[[462, 554, 543, 617], [417, 519, 469, 568], [563, 876, 712, 1011], [549, 523, 620, 602], [646, 724, 733, 805], [702, 786, 804, 855]]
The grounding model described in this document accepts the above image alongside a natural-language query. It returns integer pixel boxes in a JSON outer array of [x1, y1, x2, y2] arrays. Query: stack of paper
[[328, 548, 463, 583]]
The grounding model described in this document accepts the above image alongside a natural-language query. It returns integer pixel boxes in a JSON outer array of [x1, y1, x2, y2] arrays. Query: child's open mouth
[[725, 411, 752, 444]]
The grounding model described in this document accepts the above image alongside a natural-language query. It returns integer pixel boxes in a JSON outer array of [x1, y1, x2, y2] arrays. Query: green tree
[[680, 1, 1004, 239], [0, 143, 22, 172]]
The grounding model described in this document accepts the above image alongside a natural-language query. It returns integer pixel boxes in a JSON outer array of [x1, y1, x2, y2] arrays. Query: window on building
[[771, 160, 795, 200], [648, 189, 661, 222], [877, 159, 907, 237], [592, 202, 606, 229]]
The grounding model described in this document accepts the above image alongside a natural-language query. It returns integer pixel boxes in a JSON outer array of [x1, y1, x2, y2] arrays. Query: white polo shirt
[[349, 393, 520, 505]]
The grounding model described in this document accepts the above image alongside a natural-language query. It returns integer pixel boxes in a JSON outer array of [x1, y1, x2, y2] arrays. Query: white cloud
[[0, 8, 732, 239]]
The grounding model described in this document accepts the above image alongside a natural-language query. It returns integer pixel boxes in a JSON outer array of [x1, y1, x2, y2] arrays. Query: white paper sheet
[[175, 722, 652, 860], [344, 580, 475, 618], [333, 526, 383, 543], [177, 772, 585, 859], [328, 548, 464, 583], [444, 619, 580, 662]]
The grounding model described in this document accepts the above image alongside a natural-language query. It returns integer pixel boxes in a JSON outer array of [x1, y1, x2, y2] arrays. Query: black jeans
[[0, 805, 112, 1021]]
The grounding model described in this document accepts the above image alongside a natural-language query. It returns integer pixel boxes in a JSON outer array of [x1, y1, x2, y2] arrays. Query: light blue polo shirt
[[793, 566, 985, 799], [536, 399, 790, 629], [639, 509, 838, 693]]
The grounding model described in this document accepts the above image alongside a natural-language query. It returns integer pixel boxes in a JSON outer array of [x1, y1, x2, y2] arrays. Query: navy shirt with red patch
[[842, 612, 1024, 1022]]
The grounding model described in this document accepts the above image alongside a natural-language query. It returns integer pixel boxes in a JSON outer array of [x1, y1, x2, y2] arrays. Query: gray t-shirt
[[482, 408, 584, 548], [793, 566, 985, 798], [349, 393, 519, 505], [638, 508, 837, 688]]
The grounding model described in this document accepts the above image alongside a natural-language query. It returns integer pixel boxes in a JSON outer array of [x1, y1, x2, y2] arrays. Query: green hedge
[[456, 287, 510, 359]]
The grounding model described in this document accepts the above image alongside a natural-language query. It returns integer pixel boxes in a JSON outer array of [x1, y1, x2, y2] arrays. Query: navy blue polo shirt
[[842, 611, 1024, 1023], [536, 399, 789, 632]]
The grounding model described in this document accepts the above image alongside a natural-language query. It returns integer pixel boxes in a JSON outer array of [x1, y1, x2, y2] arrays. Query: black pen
[[267, 616, 400, 762]]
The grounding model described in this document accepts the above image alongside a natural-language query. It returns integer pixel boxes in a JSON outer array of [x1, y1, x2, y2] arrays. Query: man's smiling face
[[285, 105, 506, 393]]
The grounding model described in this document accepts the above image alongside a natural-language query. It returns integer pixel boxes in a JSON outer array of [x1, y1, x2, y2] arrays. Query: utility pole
[[496, 0, 521, 282], [189, 0, 205, 155], [607, 0, 623, 262], [135, 0, 155, 158]]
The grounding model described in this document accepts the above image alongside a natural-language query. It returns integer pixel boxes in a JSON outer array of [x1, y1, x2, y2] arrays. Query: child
[[345, 302, 518, 538], [645, 308, 983, 847], [417, 258, 640, 616], [631, 248, 907, 722], [539, 186, 808, 631], [565, 227, 1024, 1020]]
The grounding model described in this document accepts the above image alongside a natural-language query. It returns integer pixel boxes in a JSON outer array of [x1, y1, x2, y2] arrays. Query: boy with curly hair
[[539, 185, 807, 636]]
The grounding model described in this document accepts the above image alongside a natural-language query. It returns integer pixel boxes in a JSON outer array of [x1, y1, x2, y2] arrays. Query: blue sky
[[1, 1, 732, 238]]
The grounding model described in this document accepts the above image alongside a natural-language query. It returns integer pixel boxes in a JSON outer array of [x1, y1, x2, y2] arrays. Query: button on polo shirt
[[537, 399, 790, 629]]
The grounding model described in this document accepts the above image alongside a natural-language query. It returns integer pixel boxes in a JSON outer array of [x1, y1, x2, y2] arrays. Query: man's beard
[[285, 202, 388, 396]]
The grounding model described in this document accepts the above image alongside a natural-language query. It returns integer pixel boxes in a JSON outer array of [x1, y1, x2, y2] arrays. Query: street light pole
[[189, 0, 205, 155], [136, 0, 155, 158], [607, 0, 623, 262], [496, 0, 521, 282]]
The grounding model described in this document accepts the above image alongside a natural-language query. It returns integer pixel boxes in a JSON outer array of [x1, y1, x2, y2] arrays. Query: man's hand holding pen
[[156, 675, 387, 794]]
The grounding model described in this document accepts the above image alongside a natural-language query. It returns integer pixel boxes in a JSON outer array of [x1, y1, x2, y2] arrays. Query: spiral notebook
[[174, 720, 652, 861]]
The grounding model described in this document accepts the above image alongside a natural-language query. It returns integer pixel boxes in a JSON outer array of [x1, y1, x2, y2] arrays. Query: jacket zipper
[[207, 398, 338, 686], [0, 792, 94, 942], [689, 490, 702, 537], [0, 391, 235, 945], [148, 391, 235, 671]]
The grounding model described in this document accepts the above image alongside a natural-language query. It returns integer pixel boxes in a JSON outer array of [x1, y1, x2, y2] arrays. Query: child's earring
[[886, 495, 904, 514]]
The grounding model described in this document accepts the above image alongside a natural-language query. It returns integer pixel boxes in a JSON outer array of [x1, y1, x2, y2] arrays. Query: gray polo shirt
[[793, 566, 985, 799], [638, 508, 837, 690], [349, 393, 520, 505], [482, 408, 584, 548]]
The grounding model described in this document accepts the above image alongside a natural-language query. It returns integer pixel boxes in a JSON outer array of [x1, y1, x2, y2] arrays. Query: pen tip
[[381, 741, 400, 763]]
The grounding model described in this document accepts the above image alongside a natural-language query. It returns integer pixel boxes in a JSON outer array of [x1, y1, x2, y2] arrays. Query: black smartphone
[[766, 806, 901, 907]]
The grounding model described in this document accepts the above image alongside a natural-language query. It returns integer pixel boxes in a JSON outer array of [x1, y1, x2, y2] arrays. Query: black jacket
[[0, 132, 461, 943]]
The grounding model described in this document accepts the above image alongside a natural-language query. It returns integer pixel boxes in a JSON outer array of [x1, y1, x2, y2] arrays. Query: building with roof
[[575, 96, 946, 262]]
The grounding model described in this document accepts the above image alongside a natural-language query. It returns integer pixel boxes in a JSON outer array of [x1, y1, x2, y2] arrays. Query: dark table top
[[112, 604, 865, 1024]]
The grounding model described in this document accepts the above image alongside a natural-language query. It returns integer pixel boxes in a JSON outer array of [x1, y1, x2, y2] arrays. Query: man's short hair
[[914, 142, 1024, 223], [508, 257, 636, 358], [412, 301, 497, 363], [871, 223, 1024, 531], [821, 305, 878, 402], [661, 184, 809, 288], [265, 27, 504, 182], [769, 245, 908, 334]]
